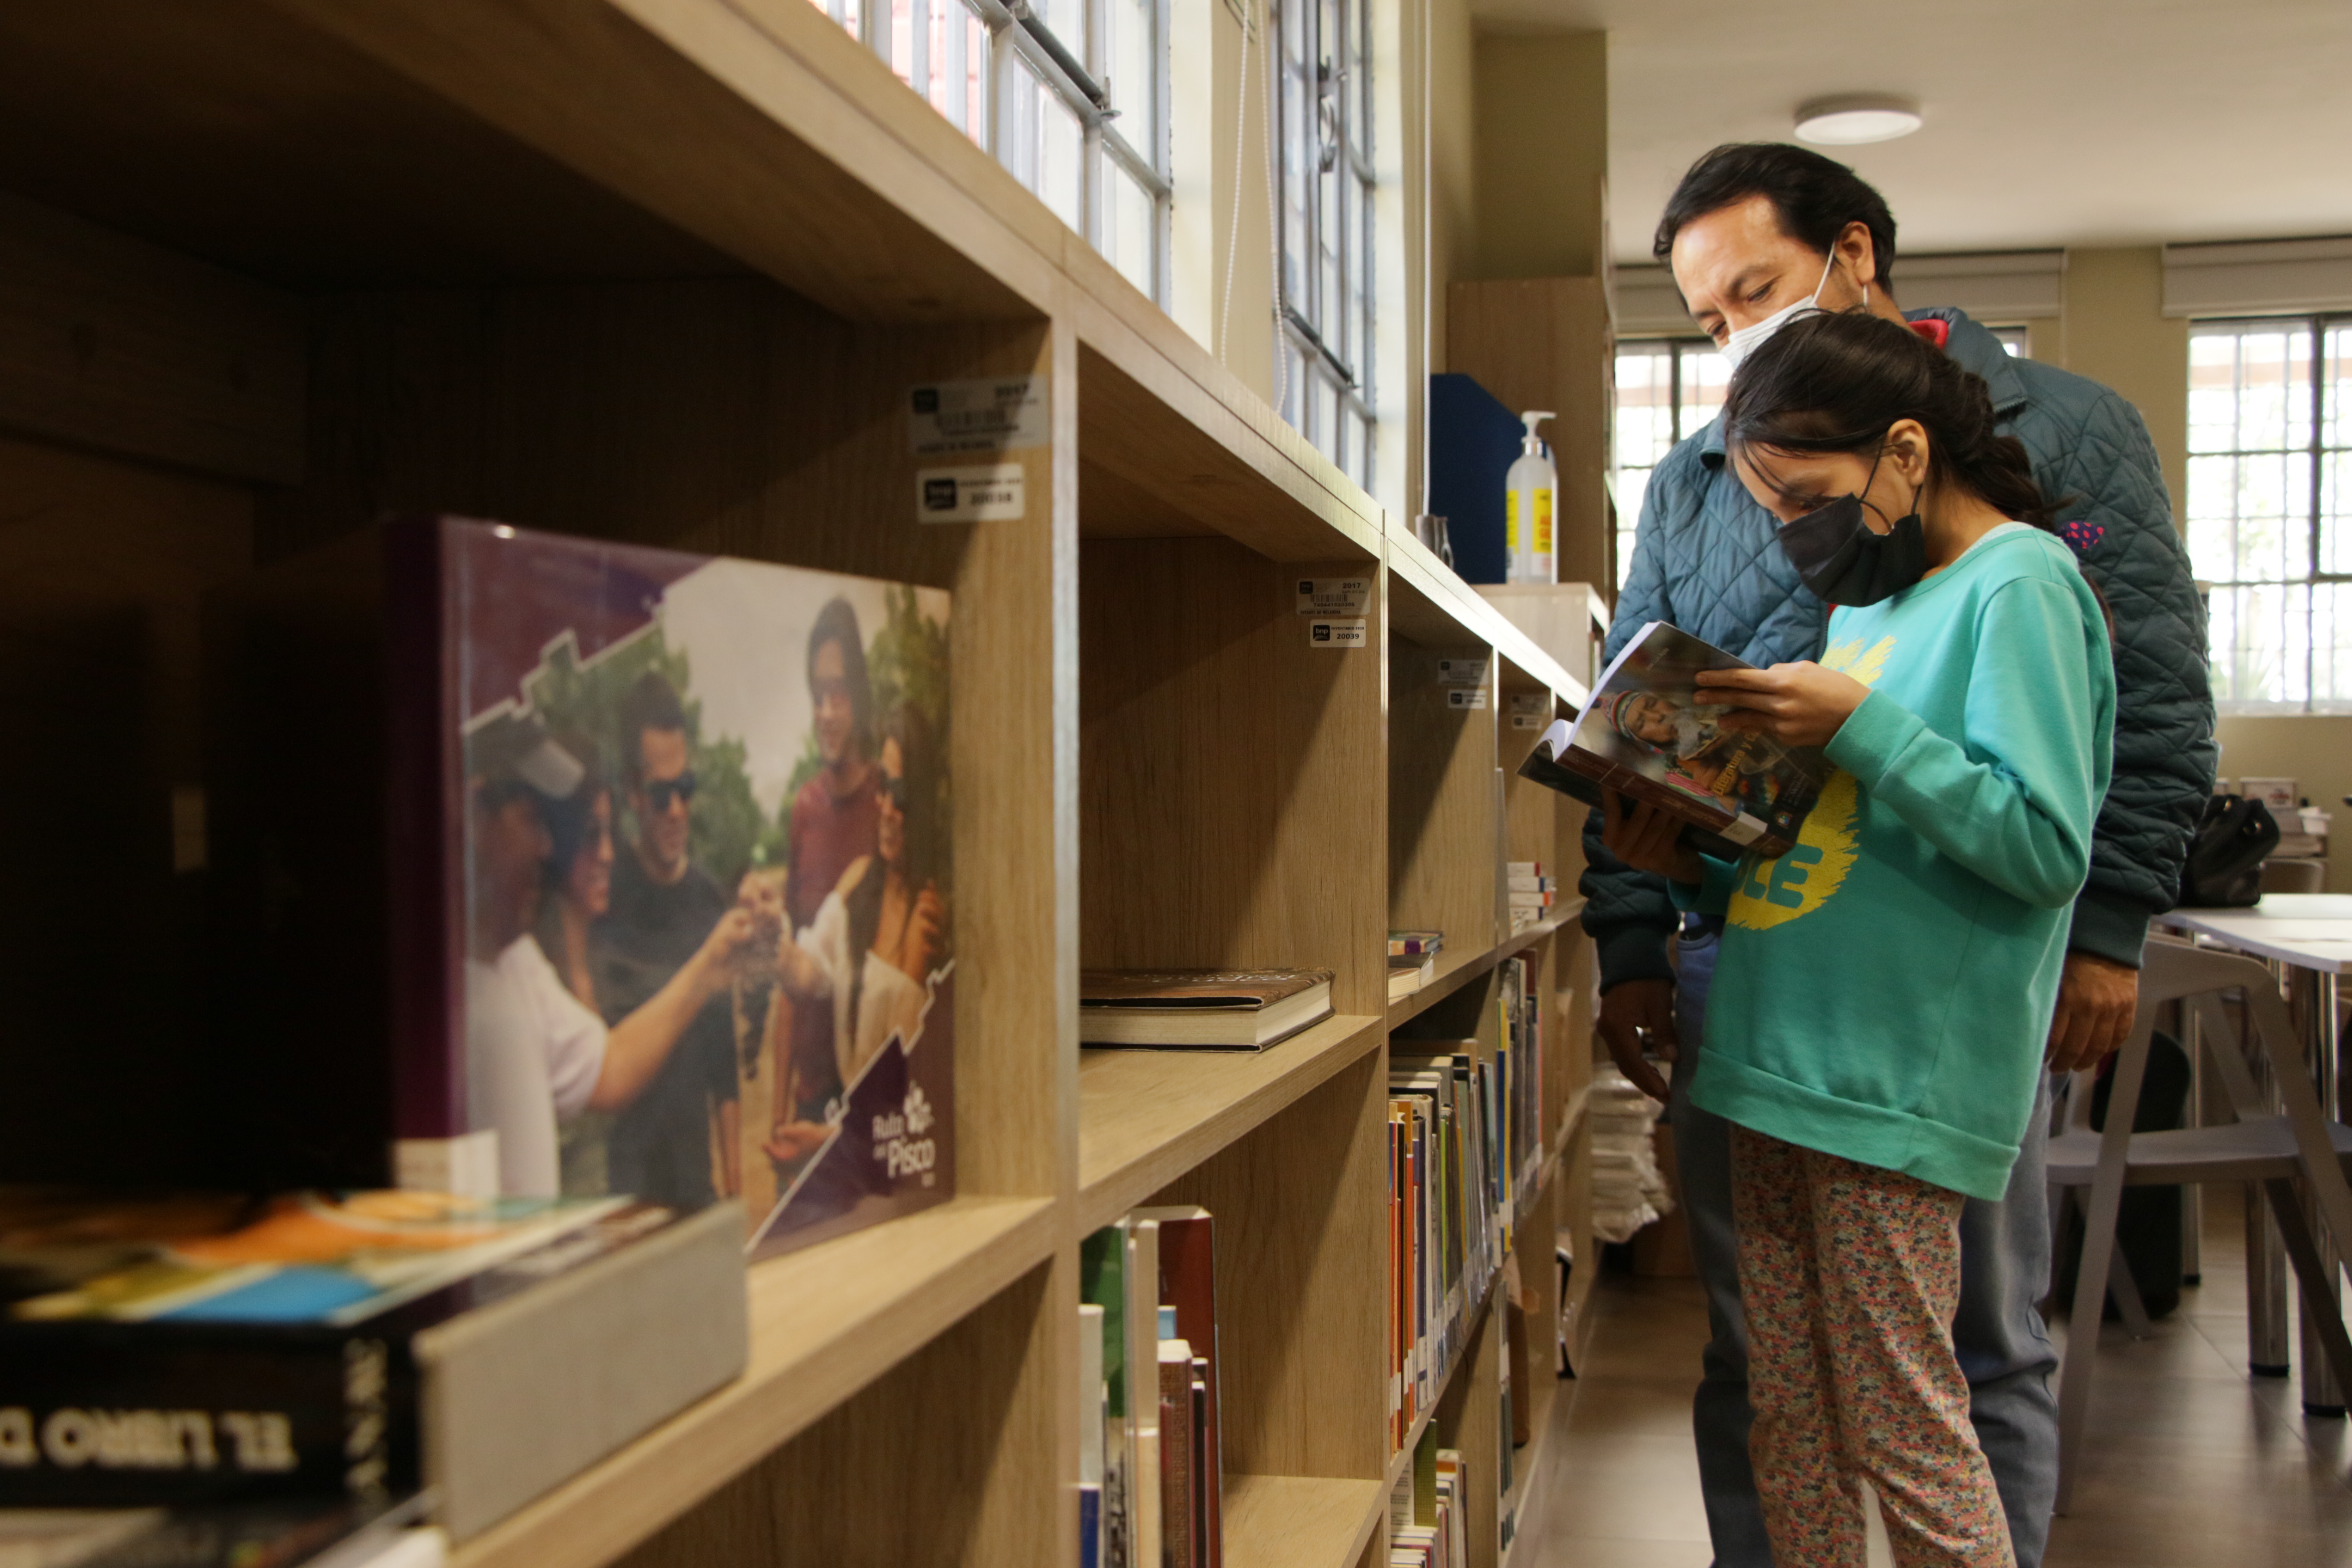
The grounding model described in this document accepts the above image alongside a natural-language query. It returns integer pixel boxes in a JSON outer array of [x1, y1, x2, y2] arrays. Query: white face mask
[[1719, 250, 1861, 371]]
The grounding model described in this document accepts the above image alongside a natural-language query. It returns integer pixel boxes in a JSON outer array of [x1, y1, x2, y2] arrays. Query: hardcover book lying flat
[[207, 517, 954, 1260], [1078, 970, 1334, 1049], [1518, 622, 1826, 861], [0, 1189, 745, 1537]]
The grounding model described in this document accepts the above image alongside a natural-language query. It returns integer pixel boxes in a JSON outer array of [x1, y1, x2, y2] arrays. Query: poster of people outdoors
[[452, 521, 952, 1259]]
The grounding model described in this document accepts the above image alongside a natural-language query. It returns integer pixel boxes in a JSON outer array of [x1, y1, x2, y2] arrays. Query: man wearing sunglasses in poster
[[1581, 144, 2214, 1568], [596, 671, 746, 1210]]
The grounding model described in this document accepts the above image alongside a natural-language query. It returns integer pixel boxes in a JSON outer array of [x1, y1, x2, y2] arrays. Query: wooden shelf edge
[[1383, 529, 1589, 707], [1222, 1472, 1388, 1568], [1386, 906, 1581, 1030], [1076, 1013, 1386, 1232], [449, 1194, 1057, 1568]]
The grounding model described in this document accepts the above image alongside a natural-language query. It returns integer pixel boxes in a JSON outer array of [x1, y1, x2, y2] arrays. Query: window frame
[[2187, 311, 2352, 713], [818, 0, 1173, 303], [1274, 0, 1376, 489], [1611, 336, 1726, 588]]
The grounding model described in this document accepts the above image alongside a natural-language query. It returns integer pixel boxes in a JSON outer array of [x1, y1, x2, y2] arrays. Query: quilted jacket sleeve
[[2042, 389, 2218, 966], [1577, 448, 1690, 992]]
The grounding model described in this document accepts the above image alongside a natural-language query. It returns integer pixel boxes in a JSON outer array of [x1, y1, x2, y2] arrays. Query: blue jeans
[[1669, 920, 2059, 1568]]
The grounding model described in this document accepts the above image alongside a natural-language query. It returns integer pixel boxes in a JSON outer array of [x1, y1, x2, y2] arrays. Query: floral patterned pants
[[1730, 1126, 2018, 1568]]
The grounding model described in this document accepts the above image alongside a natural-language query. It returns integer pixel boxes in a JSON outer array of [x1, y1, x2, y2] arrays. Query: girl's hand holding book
[[1697, 662, 1870, 748], [1602, 790, 1705, 886]]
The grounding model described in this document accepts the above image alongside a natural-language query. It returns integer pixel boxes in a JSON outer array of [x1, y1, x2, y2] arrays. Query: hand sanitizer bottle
[[1505, 410, 1556, 584]]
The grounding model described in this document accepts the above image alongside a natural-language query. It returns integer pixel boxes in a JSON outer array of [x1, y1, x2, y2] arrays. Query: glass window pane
[[1036, 78, 1083, 232], [1678, 343, 1730, 432], [1101, 155, 1155, 295], [1107, 0, 1156, 152]]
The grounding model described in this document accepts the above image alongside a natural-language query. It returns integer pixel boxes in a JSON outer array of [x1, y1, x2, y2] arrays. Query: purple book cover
[[402, 518, 955, 1257]]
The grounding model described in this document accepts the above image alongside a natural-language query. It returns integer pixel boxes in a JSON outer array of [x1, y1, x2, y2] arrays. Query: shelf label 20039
[[1309, 617, 1367, 648], [917, 464, 1024, 523]]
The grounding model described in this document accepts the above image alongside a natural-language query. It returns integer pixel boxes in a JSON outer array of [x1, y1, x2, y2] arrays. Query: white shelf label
[[1509, 692, 1548, 728], [1446, 686, 1488, 709], [1309, 617, 1367, 648], [1295, 576, 1372, 616], [1435, 654, 1488, 686], [909, 377, 1049, 456], [917, 464, 1024, 522]]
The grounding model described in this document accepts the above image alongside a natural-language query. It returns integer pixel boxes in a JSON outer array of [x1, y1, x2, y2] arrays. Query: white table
[[2159, 894, 2352, 1411]]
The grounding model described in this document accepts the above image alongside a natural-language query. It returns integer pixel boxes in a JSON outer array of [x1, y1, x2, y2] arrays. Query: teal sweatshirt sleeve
[[1824, 576, 2108, 910]]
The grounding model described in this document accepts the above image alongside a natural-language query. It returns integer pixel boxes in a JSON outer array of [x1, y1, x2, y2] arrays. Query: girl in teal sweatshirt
[[1606, 311, 2113, 1568]]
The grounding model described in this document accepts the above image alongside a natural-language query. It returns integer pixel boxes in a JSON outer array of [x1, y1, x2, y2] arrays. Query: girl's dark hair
[[1655, 143, 1897, 290], [844, 702, 943, 1035], [807, 597, 873, 760], [1723, 311, 2063, 533]]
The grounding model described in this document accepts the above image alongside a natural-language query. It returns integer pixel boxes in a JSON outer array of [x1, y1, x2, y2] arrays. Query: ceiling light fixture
[[1794, 94, 1923, 146]]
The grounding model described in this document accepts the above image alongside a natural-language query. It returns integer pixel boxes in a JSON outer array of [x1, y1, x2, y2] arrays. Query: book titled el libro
[[1519, 622, 1827, 861], [0, 1189, 745, 1537], [206, 517, 955, 1260]]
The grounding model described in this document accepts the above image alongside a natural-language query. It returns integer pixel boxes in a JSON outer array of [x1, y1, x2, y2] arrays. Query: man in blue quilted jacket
[[1583, 143, 2216, 1568]]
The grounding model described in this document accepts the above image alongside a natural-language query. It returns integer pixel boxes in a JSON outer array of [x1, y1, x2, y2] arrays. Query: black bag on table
[[2176, 794, 2280, 909]]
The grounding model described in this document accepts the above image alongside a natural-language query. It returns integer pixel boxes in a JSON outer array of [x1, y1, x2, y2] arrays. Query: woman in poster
[[770, 702, 949, 1118]]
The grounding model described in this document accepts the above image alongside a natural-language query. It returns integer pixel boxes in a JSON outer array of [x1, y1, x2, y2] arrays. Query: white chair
[[2045, 937, 2352, 1514]]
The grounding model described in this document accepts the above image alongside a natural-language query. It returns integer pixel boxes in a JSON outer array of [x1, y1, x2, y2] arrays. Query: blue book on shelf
[[1427, 373, 1525, 585]]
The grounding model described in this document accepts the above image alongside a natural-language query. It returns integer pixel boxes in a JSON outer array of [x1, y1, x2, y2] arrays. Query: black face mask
[[1774, 452, 1927, 606]]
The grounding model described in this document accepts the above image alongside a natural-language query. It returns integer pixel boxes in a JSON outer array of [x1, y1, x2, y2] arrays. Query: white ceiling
[[1469, 0, 2352, 264]]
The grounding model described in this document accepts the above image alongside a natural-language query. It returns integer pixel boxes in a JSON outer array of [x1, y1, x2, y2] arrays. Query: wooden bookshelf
[[0, 4, 1608, 1566]]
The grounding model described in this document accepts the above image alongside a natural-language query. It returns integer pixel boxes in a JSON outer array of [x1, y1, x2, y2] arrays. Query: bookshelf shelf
[[448, 1194, 1057, 1568], [0, 2, 1610, 1564], [1222, 1473, 1389, 1568], [1076, 1014, 1386, 1232]]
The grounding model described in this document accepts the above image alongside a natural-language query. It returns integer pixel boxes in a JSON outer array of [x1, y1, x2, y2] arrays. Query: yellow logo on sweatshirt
[[1822, 634, 1896, 687], [1728, 769, 1859, 931]]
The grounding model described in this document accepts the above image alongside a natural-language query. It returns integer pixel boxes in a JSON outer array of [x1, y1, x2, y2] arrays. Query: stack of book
[[1386, 1432, 1469, 1568], [1506, 862, 1555, 934], [1078, 1208, 1223, 1568], [1495, 956, 1546, 1213], [0, 1189, 747, 1543], [1385, 1048, 1498, 1449], [1387, 932, 1444, 1001]]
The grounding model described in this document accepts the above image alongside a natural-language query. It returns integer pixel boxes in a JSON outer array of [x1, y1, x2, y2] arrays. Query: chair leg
[[2263, 1179, 2352, 1403], [2108, 1243, 2154, 1338]]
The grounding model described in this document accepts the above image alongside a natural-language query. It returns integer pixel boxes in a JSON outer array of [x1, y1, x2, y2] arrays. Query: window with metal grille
[[1274, 0, 1374, 491], [2188, 314, 2352, 711], [1611, 338, 1729, 589], [810, 0, 1170, 302]]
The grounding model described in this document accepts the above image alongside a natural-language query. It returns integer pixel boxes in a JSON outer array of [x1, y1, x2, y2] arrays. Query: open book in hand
[[1519, 622, 1829, 861]]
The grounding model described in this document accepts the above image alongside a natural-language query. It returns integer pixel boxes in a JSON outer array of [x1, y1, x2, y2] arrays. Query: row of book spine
[[1078, 1208, 1222, 1568], [1385, 1430, 1469, 1568], [1387, 956, 1547, 1452]]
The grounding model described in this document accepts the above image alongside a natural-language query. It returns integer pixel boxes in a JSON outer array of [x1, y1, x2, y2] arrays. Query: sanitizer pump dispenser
[[1505, 410, 1557, 584]]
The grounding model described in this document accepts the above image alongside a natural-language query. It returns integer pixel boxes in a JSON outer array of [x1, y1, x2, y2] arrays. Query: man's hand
[[1598, 977, 1678, 1103], [1602, 790, 1705, 885], [2046, 951, 2139, 1072], [1696, 662, 1871, 748]]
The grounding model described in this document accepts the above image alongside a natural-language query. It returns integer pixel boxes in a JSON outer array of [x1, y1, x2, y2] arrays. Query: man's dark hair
[[1654, 143, 1899, 290], [619, 671, 688, 782], [807, 596, 873, 759]]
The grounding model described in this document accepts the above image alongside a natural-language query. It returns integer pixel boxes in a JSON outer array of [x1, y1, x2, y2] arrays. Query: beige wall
[[2215, 715, 2349, 891], [2054, 246, 2190, 510], [1469, 31, 1608, 281]]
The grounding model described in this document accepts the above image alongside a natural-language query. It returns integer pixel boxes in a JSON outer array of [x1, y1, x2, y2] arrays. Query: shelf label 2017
[[1309, 617, 1367, 648], [917, 464, 1024, 523], [909, 377, 1050, 456], [1295, 576, 1371, 617]]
